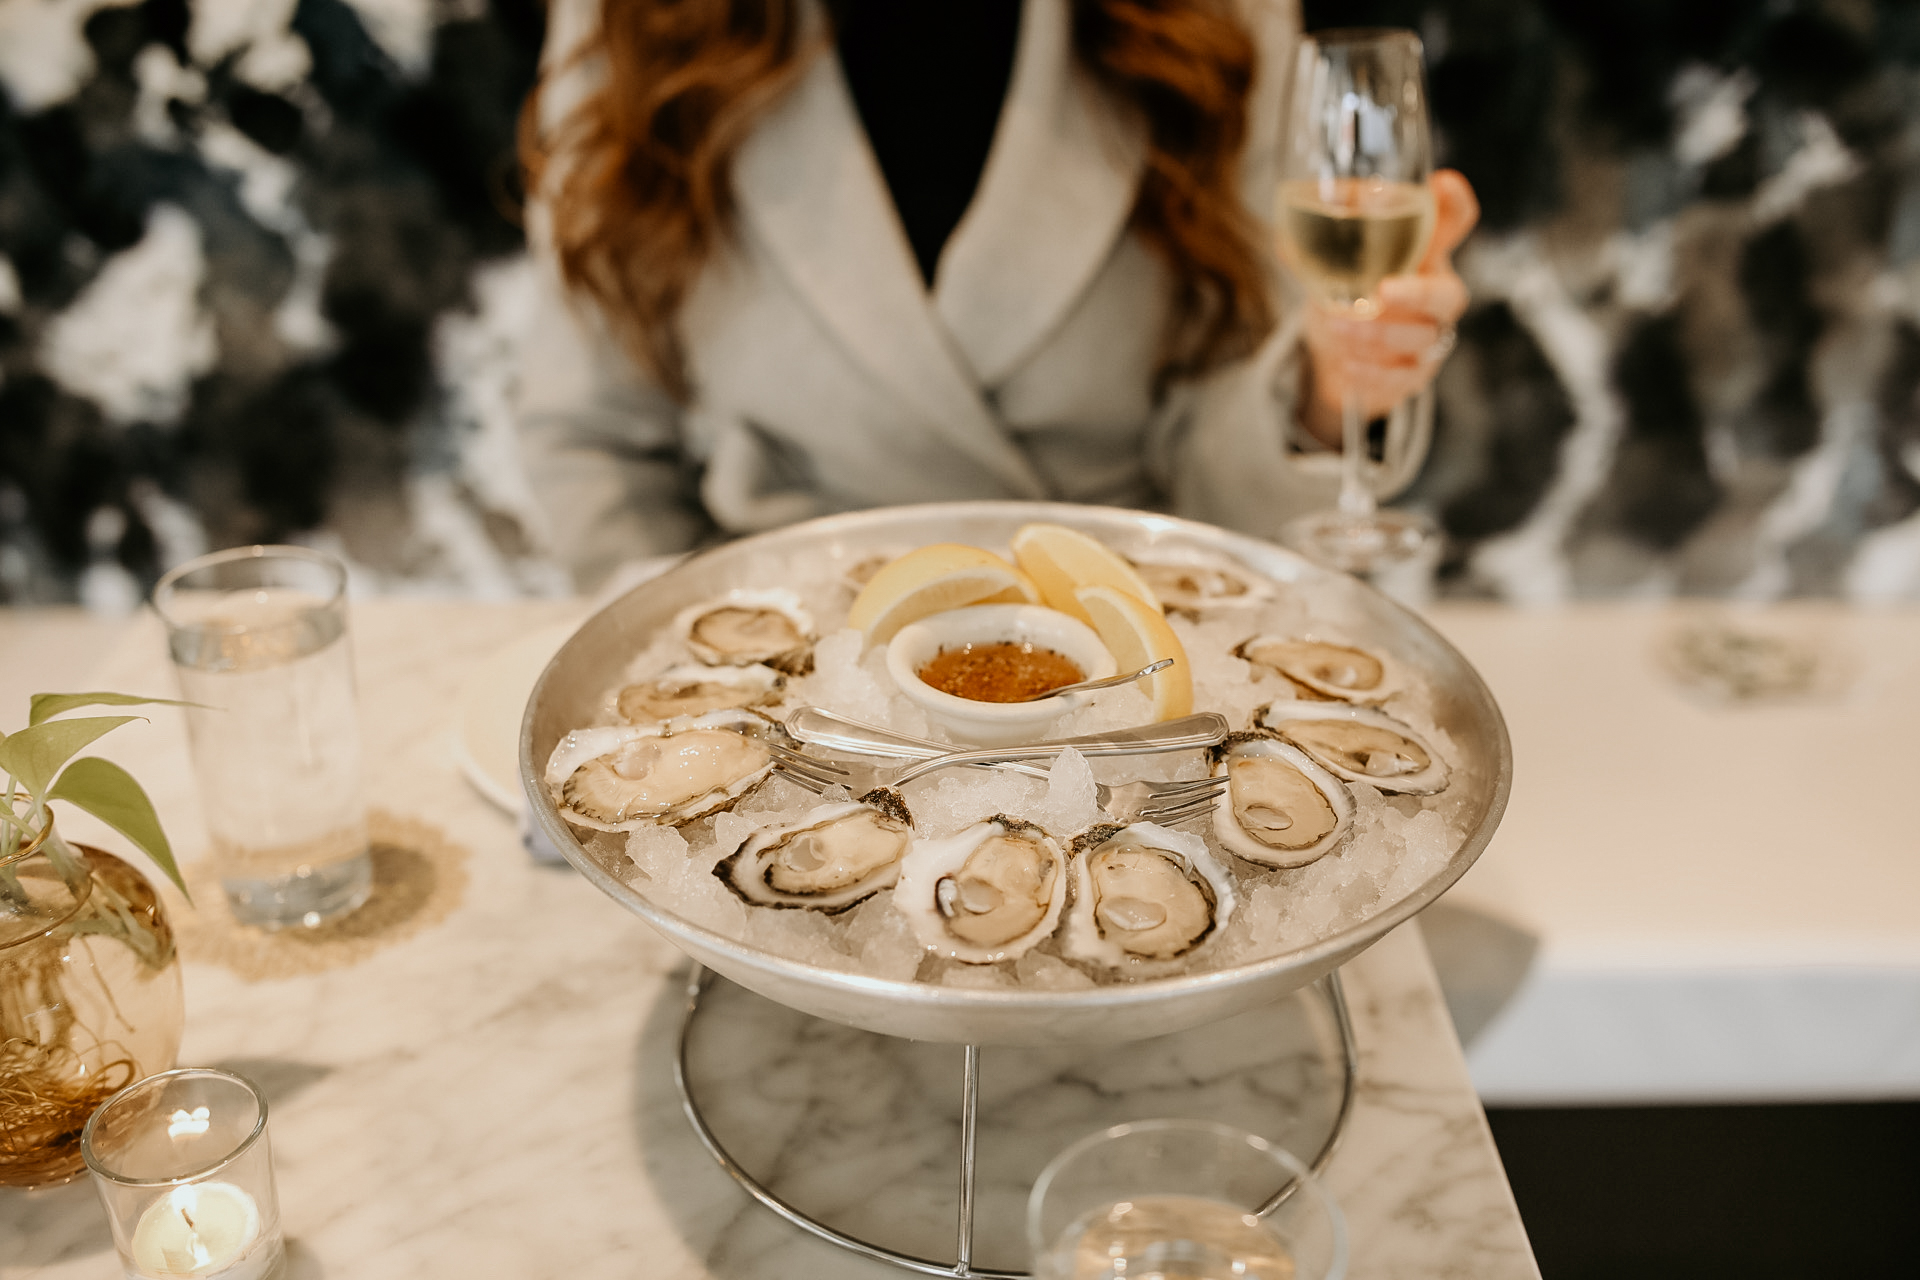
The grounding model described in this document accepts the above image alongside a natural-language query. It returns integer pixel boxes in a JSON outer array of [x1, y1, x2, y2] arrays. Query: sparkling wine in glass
[[1278, 30, 1440, 574]]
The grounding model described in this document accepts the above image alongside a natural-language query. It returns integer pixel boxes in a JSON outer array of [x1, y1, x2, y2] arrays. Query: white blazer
[[517, 0, 1378, 587]]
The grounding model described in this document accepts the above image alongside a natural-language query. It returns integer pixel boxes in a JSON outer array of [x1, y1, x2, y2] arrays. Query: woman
[[517, 0, 1477, 588]]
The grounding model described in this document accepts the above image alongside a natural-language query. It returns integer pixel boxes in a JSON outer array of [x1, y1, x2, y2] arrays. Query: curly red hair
[[523, 0, 1272, 400]]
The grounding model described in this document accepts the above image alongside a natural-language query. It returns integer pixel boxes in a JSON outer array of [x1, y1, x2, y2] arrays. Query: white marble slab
[[1427, 601, 1920, 1103], [0, 601, 1534, 1279]]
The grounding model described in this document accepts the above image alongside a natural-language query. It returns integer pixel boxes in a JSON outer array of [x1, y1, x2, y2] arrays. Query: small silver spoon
[[1019, 657, 1174, 702]]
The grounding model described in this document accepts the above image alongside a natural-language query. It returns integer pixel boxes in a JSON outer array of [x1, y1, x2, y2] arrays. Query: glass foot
[[1282, 509, 1436, 575]]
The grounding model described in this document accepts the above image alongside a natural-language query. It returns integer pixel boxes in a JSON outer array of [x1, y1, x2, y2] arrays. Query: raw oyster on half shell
[[895, 815, 1068, 964], [1253, 701, 1450, 796], [1130, 558, 1270, 618], [1062, 823, 1236, 970], [675, 589, 816, 674], [544, 709, 777, 832], [617, 663, 785, 723], [715, 788, 914, 913], [1209, 732, 1355, 868], [1235, 636, 1397, 703]]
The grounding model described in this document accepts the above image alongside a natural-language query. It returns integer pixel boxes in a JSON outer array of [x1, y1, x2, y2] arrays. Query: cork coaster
[[174, 811, 469, 980]]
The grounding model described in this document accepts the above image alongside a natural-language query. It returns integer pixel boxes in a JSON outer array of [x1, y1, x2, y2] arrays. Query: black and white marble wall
[[4, 0, 1920, 605], [0, 0, 557, 605], [1347, 0, 1920, 603]]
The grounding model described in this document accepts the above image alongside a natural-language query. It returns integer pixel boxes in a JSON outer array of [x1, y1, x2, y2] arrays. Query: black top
[[833, 0, 1026, 286]]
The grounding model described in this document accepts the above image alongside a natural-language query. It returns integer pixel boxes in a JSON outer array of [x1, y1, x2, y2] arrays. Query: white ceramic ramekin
[[886, 604, 1117, 746]]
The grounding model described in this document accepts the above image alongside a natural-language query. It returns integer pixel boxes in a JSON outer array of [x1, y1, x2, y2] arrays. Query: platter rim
[[522, 500, 1513, 1022]]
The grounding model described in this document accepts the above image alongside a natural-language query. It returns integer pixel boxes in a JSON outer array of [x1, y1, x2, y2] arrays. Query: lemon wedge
[[1010, 523, 1161, 627], [1074, 584, 1194, 721], [847, 543, 1040, 645]]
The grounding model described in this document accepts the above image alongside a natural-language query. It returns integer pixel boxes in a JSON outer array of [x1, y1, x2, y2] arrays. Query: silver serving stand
[[672, 965, 1358, 1280], [524, 502, 1511, 1277]]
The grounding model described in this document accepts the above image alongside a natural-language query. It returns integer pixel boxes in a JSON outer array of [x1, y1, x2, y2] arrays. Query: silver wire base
[[672, 966, 1359, 1279]]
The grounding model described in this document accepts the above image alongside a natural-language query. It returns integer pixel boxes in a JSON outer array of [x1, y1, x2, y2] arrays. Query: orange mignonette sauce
[[917, 642, 1084, 703]]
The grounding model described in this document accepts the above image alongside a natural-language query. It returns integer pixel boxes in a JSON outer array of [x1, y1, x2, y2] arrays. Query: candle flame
[[135, 1181, 258, 1279], [159, 1186, 206, 1272]]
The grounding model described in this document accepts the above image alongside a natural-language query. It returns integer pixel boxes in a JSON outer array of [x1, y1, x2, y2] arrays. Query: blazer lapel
[[933, 0, 1148, 387], [730, 31, 1048, 498]]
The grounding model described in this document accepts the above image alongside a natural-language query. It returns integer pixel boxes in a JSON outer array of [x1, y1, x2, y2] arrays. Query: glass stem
[[1337, 379, 1374, 519]]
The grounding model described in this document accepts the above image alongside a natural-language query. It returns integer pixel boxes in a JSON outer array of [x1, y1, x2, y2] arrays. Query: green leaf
[[48, 757, 189, 899], [0, 717, 140, 800], [30, 692, 196, 726]]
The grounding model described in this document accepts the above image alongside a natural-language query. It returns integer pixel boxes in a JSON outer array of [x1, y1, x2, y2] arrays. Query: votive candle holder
[[82, 1069, 285, 1280]]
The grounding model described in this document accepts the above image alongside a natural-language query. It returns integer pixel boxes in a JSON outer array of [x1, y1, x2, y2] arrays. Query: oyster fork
[[787, 706, 1228, 759], [767, 742, 1224, 826], [765, 712, 1227, 826]]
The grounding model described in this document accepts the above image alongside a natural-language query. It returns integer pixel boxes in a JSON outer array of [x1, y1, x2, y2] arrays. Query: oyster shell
[[1209, 732, 1355, 868], [544, 709, 777, 832], [1234, 636, 1398, 703], [1253, 701, 1450, 796], [1131, 559, 1270, 618], [675, 589, 815, 674], [715, 788, 914, 913], [1062, 823, 1236, 970], [617, 663, 785, 723], [895, 815, 1068, 964]]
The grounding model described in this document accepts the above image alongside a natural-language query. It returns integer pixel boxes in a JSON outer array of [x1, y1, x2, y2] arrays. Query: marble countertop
[[1427, 601, 1920, 1103], [0, 601, 1537, 1280]]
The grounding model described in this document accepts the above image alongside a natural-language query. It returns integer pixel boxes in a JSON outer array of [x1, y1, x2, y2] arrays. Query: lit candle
[[126, 1181, 274, 1280]]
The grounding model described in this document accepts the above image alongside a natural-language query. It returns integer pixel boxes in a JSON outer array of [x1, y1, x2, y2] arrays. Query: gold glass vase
[[0, 825, 184, 1187]]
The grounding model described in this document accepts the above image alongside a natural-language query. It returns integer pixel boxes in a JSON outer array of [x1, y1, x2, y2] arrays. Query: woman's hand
[[1297, 169, 1480, 448]]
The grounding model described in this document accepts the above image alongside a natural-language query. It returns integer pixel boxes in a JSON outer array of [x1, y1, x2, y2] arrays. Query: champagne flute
[[1278, 29, 1441, 574]]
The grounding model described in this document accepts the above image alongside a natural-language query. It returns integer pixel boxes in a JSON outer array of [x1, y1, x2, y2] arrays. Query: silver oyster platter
[[523, 502, 1511, 1045]]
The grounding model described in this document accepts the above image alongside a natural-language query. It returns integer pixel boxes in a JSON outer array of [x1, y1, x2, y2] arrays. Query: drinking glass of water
[[1028, 1119, 1346, 1280], [152, 546, 372, 930]]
